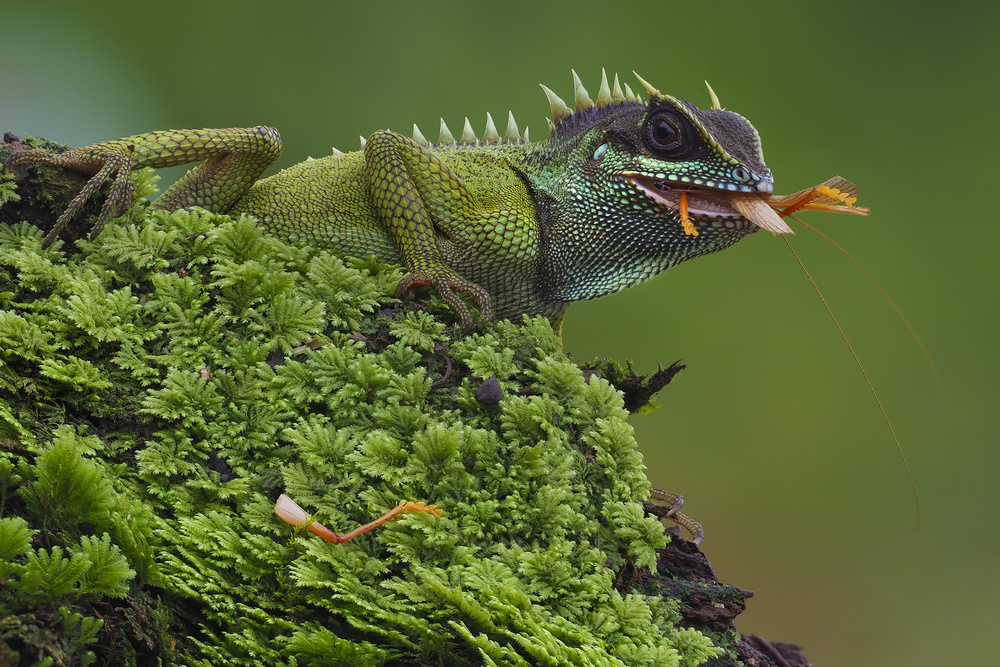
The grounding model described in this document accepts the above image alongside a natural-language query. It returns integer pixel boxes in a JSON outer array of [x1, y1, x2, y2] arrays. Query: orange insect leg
[[679, 191, 698, 236]]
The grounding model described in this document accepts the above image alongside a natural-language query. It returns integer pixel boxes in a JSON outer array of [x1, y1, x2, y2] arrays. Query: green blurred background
[[4, 1, 997, 664]]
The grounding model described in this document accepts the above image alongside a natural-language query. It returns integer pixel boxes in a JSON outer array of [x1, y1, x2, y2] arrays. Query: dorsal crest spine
[[405, 69, 725, 148], [540, 69, 649, 139]]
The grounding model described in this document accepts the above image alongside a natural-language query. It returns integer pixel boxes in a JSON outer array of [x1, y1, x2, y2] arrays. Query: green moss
[[0, 195, 727, 665], [0, 172, 20, 208]]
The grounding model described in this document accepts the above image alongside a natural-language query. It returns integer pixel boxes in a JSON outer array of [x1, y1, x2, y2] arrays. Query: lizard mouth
[[622, 173, 794, 235]]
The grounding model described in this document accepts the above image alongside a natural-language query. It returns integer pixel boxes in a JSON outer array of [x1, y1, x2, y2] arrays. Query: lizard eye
[[650, 119, 678, 148], [644, 111, 691, 158]]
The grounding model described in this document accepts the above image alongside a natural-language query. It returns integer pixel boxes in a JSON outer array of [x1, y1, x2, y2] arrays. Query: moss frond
[[0, 198, 729, 665]]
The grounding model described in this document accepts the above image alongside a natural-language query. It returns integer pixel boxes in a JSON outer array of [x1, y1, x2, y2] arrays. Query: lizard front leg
[[4, 127, 280, 247], [364, 130, 493, 330]]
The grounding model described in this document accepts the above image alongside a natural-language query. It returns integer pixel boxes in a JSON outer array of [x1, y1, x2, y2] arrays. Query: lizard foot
[[396, 268, 494, 332], [5, 149, 135, 247]]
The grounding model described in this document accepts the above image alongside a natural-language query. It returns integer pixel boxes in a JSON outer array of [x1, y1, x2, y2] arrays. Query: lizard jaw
[[623, 173, 744, 217], [622, 173, 794, 235]]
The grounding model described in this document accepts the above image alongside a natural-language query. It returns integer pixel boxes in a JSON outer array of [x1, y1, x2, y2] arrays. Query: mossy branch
[[0, 133, 811, 666]]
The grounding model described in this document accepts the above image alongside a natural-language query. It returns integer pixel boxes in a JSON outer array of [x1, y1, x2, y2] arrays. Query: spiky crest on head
[[540, 69, 648, 125], [596, 70, 612, 107], [704, 81, 722, 110], [539, 70, 648, 139], [537, 70, 759, 173], [402, 69, 731, 149], [632, 71, 660, 99], [572, 70, 594, 112]]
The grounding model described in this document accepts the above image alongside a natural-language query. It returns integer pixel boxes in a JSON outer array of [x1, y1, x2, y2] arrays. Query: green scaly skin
[[3, 70, 775, 330]]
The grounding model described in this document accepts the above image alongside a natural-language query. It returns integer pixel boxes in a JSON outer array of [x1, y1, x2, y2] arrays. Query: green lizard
[[3, 69, 862, 330]]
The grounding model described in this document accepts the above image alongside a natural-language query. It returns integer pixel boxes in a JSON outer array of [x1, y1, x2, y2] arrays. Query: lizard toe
[[396, 270, 493, 332]]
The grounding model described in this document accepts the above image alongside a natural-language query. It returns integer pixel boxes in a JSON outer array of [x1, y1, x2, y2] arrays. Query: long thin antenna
[[788, 215, 953, 429], [781, 236, 919, 528]]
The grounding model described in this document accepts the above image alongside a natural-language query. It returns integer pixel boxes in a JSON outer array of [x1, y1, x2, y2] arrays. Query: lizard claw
[[396, 269, 494, 332], [6, 149, 135, 247]]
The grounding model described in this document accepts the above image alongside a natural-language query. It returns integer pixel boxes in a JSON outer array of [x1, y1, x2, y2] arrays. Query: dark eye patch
[[643, 109, 699, 160]]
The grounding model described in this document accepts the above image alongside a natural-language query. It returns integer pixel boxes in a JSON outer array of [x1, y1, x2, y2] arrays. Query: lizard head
[[539, 71, 780, 235], [524, 70, 788, 302], [613, 84, 775, 207], [521, 71, 863, 306]]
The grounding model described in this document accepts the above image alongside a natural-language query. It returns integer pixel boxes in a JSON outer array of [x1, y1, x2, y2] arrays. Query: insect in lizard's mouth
[[622, 173, 870, 236], [622, 172, 794, 235], [637, 180, 746, 217]]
